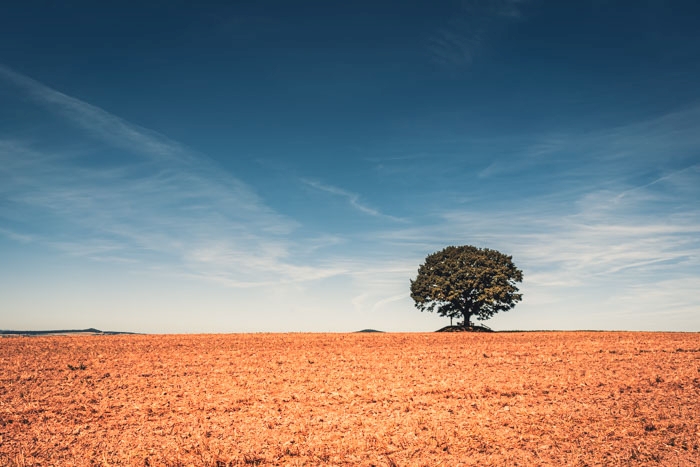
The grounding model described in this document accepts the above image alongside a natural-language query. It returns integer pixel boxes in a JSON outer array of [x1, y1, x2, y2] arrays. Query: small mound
[[436, 325, 494, 333], [355, 329, 384, 333]]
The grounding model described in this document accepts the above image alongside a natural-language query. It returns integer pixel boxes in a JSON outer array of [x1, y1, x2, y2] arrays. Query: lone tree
[[410, 245, 523, 328]]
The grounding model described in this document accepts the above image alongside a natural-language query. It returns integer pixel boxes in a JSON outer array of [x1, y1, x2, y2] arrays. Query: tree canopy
[[410, 245, 523, 328]]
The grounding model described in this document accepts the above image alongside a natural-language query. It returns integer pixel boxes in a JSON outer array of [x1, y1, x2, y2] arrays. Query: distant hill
[[0, 328, 137, 336], [354, 329, 384, 333]]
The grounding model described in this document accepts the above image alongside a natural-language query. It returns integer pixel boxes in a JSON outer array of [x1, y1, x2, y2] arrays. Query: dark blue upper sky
[[1, 1, 699, 332]]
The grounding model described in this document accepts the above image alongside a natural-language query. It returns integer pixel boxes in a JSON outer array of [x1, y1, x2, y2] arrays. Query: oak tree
[[410, 245, 523, 328]]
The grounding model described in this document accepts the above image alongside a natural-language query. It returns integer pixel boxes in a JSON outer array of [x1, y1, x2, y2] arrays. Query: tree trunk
[[463, 312, 472, 328]]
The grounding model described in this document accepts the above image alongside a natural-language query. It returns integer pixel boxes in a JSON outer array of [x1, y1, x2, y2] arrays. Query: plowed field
[[1, 332, 699, 466]]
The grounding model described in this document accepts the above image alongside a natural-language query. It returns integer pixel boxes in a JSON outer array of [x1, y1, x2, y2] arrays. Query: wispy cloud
[[479, 105, 700, 181], [428, 0, 528, 69], [301, 178, 402, 221], [428, 28, 483, 69], [384, 183, 699, 281], [0, 65, 345, 288], [0, 65, 187, 162], [0, 227, 33, 243]]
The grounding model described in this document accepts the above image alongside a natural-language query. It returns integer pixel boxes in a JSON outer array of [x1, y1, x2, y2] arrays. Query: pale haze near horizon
[[1, 1, 699, 333]]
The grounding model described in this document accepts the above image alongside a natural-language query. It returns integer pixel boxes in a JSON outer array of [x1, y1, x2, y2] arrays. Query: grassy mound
[[436, 325, 494, 333]]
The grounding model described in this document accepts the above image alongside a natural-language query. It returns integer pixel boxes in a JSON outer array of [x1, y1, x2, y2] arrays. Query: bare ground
[[1, 332, 699, 466]]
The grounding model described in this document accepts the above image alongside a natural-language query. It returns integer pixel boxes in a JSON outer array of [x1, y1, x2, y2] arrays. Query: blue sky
[[1, 1, 699, 332]]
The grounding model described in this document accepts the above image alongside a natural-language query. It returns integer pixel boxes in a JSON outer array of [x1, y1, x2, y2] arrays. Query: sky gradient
[[1, 1, 699, 332]]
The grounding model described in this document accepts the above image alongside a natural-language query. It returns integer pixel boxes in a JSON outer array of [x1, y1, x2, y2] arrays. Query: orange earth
[[1, 332, 699, 466]]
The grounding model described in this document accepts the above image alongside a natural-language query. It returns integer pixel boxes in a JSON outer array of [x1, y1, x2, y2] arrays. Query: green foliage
[[410, 245, 523, 326]]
